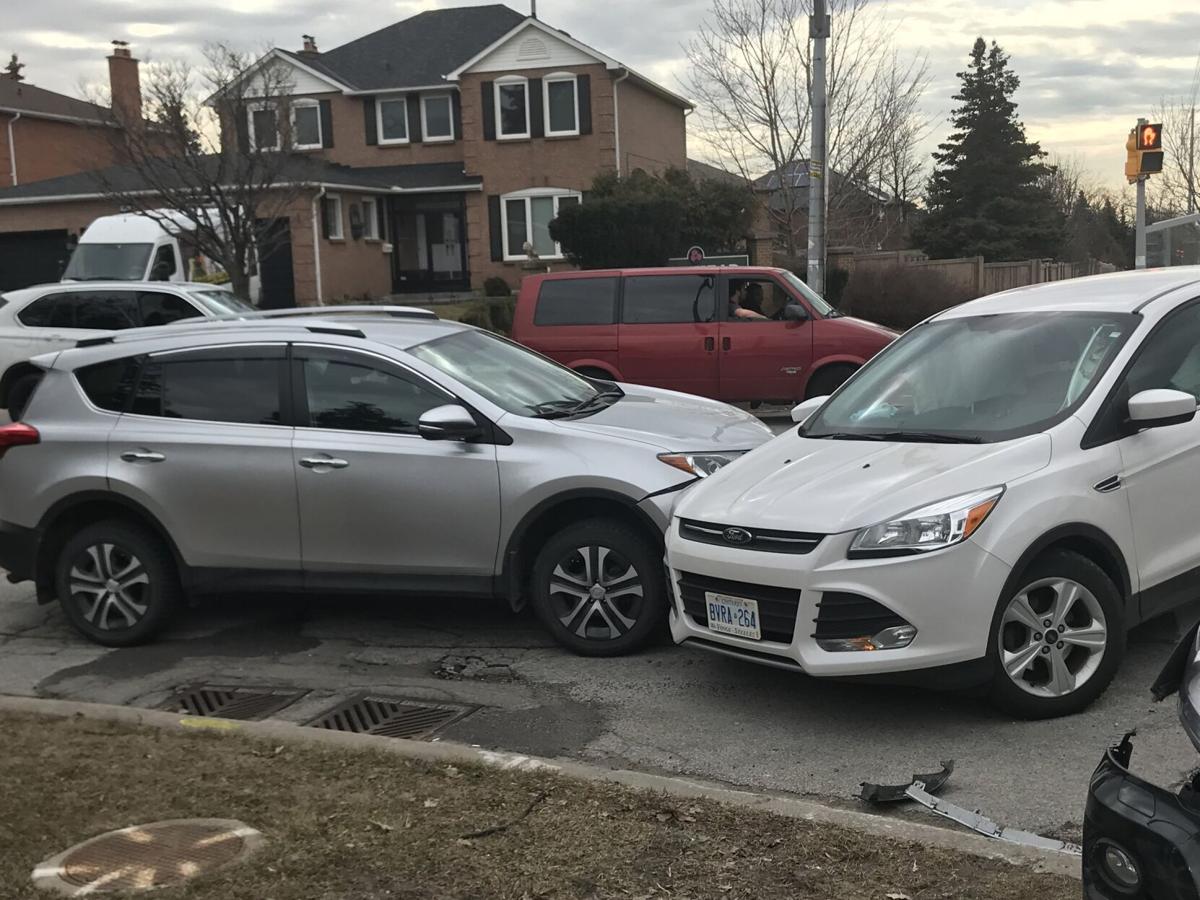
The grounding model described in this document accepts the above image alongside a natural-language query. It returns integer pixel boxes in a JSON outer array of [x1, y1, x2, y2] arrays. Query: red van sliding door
[[617, 273, 720, 398]]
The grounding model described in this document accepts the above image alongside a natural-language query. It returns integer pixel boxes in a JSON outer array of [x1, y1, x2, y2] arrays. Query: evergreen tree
[[916, 38, 1064, 261]]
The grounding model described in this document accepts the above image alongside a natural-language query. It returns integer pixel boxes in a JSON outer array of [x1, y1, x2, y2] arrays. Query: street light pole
[[1136, 116, 1147, 269], [806, 0, 829, 295]]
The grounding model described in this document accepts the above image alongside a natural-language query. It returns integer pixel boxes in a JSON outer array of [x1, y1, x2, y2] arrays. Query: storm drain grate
[[306, 694, 476, 740], [159, 685, 308, 721]]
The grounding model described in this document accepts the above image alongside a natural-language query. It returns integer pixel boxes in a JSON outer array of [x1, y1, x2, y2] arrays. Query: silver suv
[[0, 311, 771, 655]]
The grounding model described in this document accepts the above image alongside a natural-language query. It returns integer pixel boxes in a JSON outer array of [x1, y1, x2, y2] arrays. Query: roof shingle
[[0, 78, 110, 123]]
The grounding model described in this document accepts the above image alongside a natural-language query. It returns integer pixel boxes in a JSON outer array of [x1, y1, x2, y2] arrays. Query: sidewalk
[[2, 709, 1077, 900]]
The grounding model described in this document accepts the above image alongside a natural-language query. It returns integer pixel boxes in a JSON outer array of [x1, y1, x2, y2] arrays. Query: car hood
[[835, 315, 900, 340], [557, 383, 774, 451], [676, 430, 1052, 533]]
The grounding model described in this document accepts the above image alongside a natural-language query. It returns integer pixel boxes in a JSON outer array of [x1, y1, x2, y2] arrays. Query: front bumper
[[1083, 733, 1200, 899], [0, 519, 38, 583], [665, 519, 1011, 677]]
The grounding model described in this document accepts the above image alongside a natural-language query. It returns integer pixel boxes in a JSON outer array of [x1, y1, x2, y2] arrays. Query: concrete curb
[[2, 693, 1081, 879]]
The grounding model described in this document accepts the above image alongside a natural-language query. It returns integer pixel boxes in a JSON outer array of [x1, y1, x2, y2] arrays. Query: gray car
[[0, 310, 771, 655]]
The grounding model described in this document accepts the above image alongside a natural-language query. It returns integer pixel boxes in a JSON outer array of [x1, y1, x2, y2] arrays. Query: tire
[[54, 520, 182, 647], [6, 373, 42, 420], [805, 364, 857, 400], [987, 550, 1124, 719], [529, 518, 666, 657]]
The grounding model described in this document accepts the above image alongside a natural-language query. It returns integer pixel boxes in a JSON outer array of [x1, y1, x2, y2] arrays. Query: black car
[[1084, 622, 1200, 898]]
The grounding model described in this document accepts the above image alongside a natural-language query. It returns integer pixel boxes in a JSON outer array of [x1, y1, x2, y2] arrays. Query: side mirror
[[791, 395, 829, 424], [783, 303, 809, 322], [418, 404, 483, 442], [1128, 389, 1197, 430]]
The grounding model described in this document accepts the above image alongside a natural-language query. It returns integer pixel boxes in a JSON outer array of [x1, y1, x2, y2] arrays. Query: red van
[[511, 266, 897, 403]]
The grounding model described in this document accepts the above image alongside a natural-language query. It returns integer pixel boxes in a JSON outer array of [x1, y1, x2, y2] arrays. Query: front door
[[256, 219, 295, 309], [1110, 301, 1200, 618], [290, 345, 501, 585], [718, 274, 813, 402], [616, 272, 720, 397], [391, 196, 469, 293]]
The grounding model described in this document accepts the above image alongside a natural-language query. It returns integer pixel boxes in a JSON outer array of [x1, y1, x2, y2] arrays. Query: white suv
[[667, 268, 1200, 718]]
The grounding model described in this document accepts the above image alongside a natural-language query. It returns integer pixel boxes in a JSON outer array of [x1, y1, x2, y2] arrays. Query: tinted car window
[[76, 357, 141, 412], [75, 292, 140, 330], [534, 278, 618, 326], [139, 291, 202, 326], [133, 357, 282, 424], [303, 357, 450, 434], [622, 275, 716, 324], [1123, 304, 1200, 399], [19, 293, 75, 328]]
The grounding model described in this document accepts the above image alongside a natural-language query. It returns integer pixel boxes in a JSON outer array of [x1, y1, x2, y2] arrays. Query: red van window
[[534, 277, 618, 326], [622, 275, 715, 324]]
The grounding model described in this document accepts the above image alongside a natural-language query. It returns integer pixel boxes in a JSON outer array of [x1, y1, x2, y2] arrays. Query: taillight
[[0, 422, 39, 458]]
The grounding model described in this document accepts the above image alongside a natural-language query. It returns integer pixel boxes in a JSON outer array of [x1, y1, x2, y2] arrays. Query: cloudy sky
[[10, 0, 1200, 190]]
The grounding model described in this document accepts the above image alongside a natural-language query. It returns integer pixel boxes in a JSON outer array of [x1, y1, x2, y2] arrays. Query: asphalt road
[[3, 573, 1198, 840]]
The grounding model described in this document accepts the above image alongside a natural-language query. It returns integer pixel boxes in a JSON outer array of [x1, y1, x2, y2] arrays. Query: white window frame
[[499, 187, 582, 261], [542, 73, 579, 137], [247, 102, 280, 152], [494, 76, 530, 140], [420, 93, 455, 142], [362, 197, 380, 240], [376, 95, 409, 145], [324, 194, 344, 241], [290, 98, 323, 151]]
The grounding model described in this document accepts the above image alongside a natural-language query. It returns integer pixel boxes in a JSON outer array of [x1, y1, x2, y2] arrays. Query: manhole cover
[[307, 694, 475, 740], [159, 685, 307, 721], [31, 819, 263, 895]]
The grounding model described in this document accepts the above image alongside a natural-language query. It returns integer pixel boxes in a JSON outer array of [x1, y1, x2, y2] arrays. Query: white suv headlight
[[658, 451, 748, 478], [848, 487, 1004, 558]]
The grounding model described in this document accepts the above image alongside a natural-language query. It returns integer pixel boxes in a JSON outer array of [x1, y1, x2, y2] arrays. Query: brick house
[[0, 6, 691, 303]]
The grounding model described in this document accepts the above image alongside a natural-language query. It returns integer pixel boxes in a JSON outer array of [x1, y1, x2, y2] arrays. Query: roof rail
[[306, 324, 366, 338], [75, 336, 116, 348], [233, 305, 438, 321]]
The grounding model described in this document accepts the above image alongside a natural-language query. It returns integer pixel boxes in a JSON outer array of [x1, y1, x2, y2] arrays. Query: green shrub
[[483, 276, 512, 297], [839, 265, 975, 330], [456, 297, 516, 336]]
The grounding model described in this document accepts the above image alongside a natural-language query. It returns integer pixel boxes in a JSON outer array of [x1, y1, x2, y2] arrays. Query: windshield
[[409, 329, 608, 418], [187, 289, 254, 315], [803, 311, 1139, 443], [779, 270, 835, 317], [63, 243, 153, 281]]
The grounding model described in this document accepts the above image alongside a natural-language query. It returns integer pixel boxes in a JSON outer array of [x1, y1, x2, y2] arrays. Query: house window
[[377, 97, 408, 144], [322, 195, 344, 240], [543, 74, 579, 136], [421, 94, 454, 141], [495, 77, 529, 139], [292, 100, 322, 150], [500, 189, 580, 260], [249, 104, 279, 151], [362, 197, 380, 240]]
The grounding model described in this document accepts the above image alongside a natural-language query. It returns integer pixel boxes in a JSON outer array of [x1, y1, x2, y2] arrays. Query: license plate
[[704, 591, 761, 640]]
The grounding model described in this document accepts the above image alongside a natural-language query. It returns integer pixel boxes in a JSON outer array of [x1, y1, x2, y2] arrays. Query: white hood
[[675, 431, 1053, 534]]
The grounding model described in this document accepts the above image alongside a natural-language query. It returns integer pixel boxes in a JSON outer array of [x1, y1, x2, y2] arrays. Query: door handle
[[722, 336, 731, 351], [299, 456, 349, 470], [120, 450, 165, 463], [704, 336, 715, 351]]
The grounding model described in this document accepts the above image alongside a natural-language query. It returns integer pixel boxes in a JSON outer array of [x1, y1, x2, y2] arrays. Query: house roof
[[0, 156, 481, 205], [305, 5, 527, 91], [687, 159, 751, 187], [754, 160, 890, 208], [0, 78, 111, 124]]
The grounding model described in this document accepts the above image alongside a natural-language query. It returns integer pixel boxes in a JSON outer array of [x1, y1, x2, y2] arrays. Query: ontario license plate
[[704, 591, 761, 640]]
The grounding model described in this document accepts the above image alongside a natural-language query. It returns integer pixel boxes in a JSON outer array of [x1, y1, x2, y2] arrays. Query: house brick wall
[[616, 81, 687, 175], [0, 115, 121, 188], [312, 189, 393, 303]]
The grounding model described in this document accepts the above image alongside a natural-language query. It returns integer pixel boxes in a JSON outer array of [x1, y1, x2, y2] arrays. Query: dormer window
[[495, 76, 530, 140]]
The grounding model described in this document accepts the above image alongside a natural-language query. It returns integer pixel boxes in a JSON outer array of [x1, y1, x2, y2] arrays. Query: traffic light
[[1126, 122, 1164, 181]]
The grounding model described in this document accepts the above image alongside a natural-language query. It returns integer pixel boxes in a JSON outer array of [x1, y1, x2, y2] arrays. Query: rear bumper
[[1083, 732, 1200, 899], [0, 519, 38, 583]]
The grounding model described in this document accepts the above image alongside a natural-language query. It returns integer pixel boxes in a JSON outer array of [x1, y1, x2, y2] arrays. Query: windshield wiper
[[564, 388, 624, 418], [805, 431, 888, 441], [528, 399, 579, 419], [869, 431, 984, 444]]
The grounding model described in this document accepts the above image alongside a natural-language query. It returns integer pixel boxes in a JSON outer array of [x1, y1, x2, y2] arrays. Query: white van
[[62, 211, 260, 302]]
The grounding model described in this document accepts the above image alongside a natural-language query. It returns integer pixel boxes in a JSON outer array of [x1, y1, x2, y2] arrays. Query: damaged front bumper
[[1084, 732, 1200, 899]]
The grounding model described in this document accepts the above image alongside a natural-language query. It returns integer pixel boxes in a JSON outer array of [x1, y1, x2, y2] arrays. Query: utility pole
[[806, 0, 829, 295], [1136, 117, 1148, 269]]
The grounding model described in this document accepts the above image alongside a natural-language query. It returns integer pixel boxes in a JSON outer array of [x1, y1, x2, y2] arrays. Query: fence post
[[974, 256, 985, 296], [1032, 258, 1042, 284]]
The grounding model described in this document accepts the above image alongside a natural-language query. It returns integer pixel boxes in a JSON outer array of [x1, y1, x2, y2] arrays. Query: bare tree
[[1152, 54, 1200, 217], [87, 44, 308, 300], [683, 0, 930, 255]]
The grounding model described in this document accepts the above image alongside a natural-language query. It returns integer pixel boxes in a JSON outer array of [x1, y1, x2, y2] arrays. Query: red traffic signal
[[1137, 123, 1162, 151]]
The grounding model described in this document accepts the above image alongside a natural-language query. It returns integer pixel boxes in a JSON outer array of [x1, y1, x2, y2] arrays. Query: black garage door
[[0, 230, 71, 291]]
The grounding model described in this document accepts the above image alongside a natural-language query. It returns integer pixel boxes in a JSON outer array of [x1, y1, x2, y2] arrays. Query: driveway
[[2, 574, 1195, 841]]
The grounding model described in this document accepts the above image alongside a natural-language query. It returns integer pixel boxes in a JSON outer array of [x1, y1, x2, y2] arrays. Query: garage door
[[0, 230, 70, 291]]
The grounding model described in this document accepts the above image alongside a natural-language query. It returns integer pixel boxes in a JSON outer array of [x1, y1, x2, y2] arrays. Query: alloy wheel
[[547, 545, 645, 642], [998, 576, 1108, 698], [69, 542, 150, 631]]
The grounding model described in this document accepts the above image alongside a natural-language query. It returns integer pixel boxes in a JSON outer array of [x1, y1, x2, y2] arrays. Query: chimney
[[300, 34, 318, 54], [107, 40, 142, 126]]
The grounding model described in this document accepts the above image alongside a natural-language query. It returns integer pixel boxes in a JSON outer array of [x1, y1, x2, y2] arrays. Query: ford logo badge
[[723, 527, 753, 545]]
